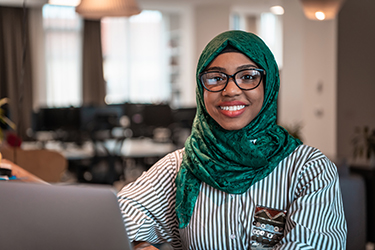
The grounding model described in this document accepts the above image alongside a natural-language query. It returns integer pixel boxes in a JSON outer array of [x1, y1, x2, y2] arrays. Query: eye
[[204, 72, 226, 85], [241, 74, 255, 80], [211, 76, 224, 82], [238, 70, 260, 82]]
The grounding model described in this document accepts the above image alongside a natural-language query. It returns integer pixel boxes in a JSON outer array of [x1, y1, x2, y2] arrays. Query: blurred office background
[[0, 0, 374, 248]]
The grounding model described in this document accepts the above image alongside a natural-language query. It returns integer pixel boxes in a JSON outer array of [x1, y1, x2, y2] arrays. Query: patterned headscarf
[[175, 30, 302, 229]]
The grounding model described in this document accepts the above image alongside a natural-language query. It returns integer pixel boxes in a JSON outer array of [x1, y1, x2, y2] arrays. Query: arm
[[276, 156, 347, 249], [117, 150, 183, 249]]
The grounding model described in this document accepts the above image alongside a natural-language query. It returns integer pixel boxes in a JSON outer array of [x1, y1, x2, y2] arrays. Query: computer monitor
[[80, 105, 123, 132], [143, 104, 173, 128], [172, 107, 196, 129], [32, 107, 81, 132]]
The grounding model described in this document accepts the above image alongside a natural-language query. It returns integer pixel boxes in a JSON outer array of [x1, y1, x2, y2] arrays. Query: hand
[[133, 242, 158, 250]]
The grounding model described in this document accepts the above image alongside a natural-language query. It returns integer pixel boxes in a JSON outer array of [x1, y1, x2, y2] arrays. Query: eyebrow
[[205, 64, 259, 72]]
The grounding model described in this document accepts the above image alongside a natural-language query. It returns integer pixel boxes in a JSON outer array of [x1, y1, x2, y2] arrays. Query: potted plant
[[280, 122, 303, 141], [352, 126, 375, 167], [0, 98, 16, 143]]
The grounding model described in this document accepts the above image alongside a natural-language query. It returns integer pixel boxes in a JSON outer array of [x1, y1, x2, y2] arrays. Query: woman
[[118, 30, 347, 249]]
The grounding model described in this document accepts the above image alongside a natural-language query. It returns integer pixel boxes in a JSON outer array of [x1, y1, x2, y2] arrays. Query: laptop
[[0, 181, 132, 250]]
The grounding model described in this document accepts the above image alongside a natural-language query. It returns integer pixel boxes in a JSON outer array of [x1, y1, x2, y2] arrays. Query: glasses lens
[[235, 69, 262, 90], [201, 72, 227, 91]]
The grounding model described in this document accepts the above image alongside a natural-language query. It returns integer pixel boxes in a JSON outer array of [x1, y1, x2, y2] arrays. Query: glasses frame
[[199, 68, 266, 92]]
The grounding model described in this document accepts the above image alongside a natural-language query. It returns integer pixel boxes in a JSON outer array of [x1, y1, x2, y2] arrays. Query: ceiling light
[[300, 0, 345, 21], [76, 0, 141, 20], [270, 6, 285, 15], [48, 0, 81, 6], [315, 11, 326, 20]]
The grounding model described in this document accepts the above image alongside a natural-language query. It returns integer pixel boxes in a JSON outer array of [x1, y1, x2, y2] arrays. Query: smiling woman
[[117, 30, 347, 249]]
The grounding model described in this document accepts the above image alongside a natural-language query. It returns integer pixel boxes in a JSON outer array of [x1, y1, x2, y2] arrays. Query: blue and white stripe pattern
[[117, 145, 347, 249]]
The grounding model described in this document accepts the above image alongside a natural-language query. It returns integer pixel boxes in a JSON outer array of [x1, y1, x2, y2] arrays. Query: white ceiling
[[0, 0, 284, 9]]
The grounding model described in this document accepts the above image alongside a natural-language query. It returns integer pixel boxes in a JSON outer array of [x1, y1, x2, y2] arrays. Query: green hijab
[[175, 30, 302, 229]]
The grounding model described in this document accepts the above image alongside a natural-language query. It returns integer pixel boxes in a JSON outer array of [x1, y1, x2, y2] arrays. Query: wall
[[280, 0, 337, 159], [28, 7, 47, 109], [140, 2, 197, 107], [194, 4, 231, 66], [337, 0, 375, 161]]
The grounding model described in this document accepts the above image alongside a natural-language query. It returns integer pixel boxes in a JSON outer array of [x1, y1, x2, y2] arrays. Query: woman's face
[[203, 52, 264, 130]]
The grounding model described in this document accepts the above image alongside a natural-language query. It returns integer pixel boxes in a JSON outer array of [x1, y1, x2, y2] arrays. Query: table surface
[[0, 158, 48, 184], [21, 138, 177, 160]]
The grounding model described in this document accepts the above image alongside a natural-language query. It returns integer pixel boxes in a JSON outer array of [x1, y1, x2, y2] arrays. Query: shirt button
[[230, 234, 236, 239]]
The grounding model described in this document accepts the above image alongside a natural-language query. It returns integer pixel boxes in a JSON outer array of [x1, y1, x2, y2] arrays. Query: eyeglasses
[[199, 68, 266, 92]]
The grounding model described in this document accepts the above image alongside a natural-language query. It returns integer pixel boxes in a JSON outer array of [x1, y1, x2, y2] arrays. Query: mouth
[[217, 102, 247, 118], [219, 105, 245, 111]]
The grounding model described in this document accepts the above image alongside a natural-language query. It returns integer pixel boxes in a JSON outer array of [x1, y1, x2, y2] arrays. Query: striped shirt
[[117, 145, 347, 249]]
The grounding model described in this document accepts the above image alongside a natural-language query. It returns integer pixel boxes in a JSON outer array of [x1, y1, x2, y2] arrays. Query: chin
[[219, 123, 246, 131]]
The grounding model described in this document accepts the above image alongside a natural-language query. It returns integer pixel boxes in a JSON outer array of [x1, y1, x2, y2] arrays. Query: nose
[[222, 77, 241, 96]]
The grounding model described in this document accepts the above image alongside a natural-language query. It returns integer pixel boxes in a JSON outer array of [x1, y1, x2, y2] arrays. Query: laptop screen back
[[0, 181, 132, 250]]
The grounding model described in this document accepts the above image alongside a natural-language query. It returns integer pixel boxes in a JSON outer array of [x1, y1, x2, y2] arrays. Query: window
[[43, 4, 83, 107], [42, 8, 174, 107], [102, 10, 170, 104], [258, 13, 283, 68]]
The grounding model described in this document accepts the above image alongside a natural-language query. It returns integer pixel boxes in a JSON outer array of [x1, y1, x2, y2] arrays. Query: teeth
[[220, 105, 245, 111]]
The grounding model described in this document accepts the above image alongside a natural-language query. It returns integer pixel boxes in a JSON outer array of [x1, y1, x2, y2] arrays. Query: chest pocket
[[250, 205, 287, 250]]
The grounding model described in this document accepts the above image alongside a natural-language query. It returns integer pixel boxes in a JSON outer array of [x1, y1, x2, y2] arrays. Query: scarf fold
[[175, 30, 302, 229]]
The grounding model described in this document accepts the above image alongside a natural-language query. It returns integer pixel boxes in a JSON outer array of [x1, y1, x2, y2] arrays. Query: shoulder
[[284, 144, 336, 171], [278, 144, 338, 185], [118, 149, 184, 204], [152, 148, 184, 176], [287, 144, 329, 162], [282, 144, 339, 194]]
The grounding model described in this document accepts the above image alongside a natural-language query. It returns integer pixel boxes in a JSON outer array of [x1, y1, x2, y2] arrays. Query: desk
[[22, 138, 176, 160], [92, 138, 176, 159], [350, 165, 375, 243], [0, 159, 48, 184], [21, 141, 94, 161], [22, 139, 176, 184], [120, 138, 176, 158], [25, 124, 180, 178]]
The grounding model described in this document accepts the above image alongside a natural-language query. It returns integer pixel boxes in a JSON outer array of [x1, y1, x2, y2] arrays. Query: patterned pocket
[[250, 205, 287, 250]]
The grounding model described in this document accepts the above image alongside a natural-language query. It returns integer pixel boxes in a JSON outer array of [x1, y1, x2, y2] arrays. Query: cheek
[[203, 91, 212, 113], [245, 85, 264, 117], [255, 83, 265, 109], [259, 89, 265, 107], [203, 91, 208, 107]]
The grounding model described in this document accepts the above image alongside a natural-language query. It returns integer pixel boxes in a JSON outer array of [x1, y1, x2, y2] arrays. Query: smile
[[219, 105, 245, 111]]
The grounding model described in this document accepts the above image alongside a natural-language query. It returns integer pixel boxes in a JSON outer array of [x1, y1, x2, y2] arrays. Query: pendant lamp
[[300, 0, 345, 20], [76, 0, 141, 20]]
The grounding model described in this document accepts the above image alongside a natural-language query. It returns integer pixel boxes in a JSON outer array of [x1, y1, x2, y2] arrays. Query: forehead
[[206, 52, 258, 71]]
